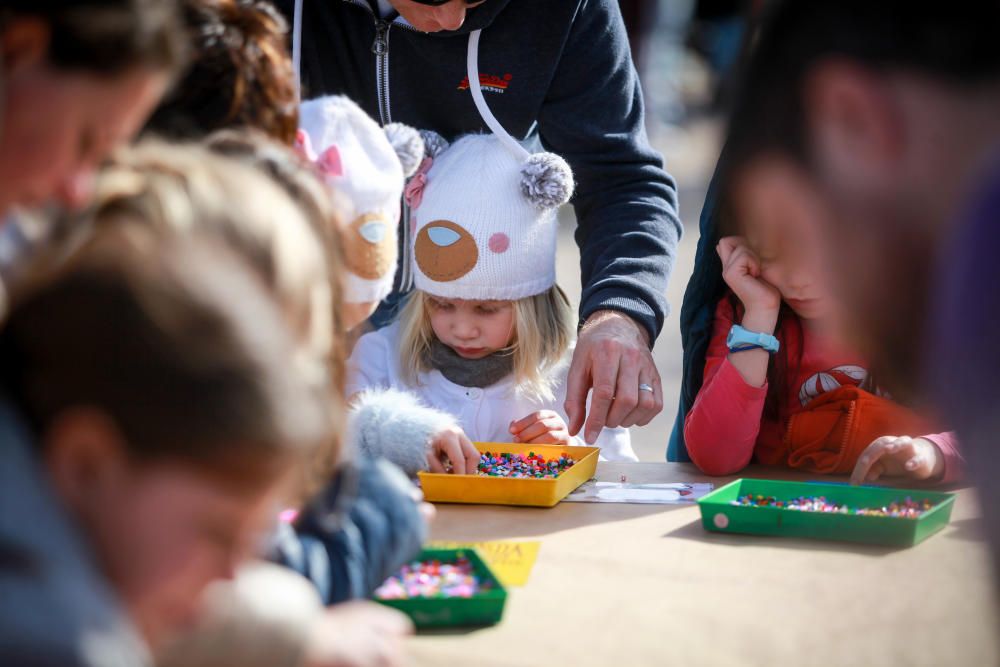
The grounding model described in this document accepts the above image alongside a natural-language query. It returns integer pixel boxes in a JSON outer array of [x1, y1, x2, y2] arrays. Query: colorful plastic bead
[[476, 451, 575, 478], [731, 494, 934, 519], [374, 557, 490, 599]]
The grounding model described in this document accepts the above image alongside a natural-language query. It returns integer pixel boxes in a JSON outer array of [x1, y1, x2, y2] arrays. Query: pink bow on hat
[[294, 129, 344, 178], [403, 157, 433, 210], [294, 129, 317, 161]]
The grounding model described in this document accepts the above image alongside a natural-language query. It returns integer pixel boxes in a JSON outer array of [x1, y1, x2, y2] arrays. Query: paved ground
[[555, 115, 722, 461]]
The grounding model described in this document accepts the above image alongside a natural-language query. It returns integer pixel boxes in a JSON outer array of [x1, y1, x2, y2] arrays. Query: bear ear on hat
[[383, 122, 425, 177], [520, 151, 574, 210], [418, 129, 451, 160], [317, 145, 344, 178], [294, 129, 318, 162]]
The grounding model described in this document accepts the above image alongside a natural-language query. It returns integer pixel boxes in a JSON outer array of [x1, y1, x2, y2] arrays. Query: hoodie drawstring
[[466, 30, 529, 161], [293, 0, 304, 102]]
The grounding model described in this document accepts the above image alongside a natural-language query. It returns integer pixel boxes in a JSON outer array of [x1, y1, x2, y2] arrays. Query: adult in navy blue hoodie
[[278, 0, 682, 444]]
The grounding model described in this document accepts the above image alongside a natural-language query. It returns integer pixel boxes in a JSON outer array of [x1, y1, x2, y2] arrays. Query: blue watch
[[727, 324, 780, 354]]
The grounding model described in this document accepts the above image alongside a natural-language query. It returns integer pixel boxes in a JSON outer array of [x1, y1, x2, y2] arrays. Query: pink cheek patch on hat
[[488, 232, 510, 254]]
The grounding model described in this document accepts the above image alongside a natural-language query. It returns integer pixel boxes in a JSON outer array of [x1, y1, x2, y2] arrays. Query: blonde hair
[[398, 285, 575, 401], [25, 139, 343, 495], [203, 127, 348, 394]]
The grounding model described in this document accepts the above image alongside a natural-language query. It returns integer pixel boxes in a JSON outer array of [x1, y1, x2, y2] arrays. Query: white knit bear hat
[[297, 95, 423, 304], [404, 30, 574, 301], [405, 133, 573, 300]]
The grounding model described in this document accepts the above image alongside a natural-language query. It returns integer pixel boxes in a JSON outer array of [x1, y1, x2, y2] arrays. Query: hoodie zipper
[[346, 0, 417, 126], [372, 19, 392, 124], [347, 0, 419, 288]]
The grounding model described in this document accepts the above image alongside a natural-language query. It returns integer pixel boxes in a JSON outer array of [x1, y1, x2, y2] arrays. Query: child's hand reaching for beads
[[850, 435, 945, 485], [509, 410, 572, 445], [428, 424, 480, 475]]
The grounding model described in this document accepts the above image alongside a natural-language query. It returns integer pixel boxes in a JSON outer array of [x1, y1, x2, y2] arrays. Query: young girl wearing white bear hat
[[296, 94, 423, 329], [346, 37, 636, 468]]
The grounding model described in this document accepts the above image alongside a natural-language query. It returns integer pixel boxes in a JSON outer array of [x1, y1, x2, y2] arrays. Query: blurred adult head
[[0, 0, 186, 215], [386, 0, 486, 33]]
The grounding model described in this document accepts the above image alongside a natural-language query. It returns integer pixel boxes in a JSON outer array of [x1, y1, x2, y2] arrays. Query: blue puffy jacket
[[269, 457, 426, 604]]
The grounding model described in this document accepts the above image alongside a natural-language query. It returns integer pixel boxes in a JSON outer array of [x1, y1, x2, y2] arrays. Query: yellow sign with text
[[429, 540, 541, 586]]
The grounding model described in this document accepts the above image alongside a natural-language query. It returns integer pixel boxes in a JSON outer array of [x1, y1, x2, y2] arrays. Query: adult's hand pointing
[[564, 310, 663, 444]]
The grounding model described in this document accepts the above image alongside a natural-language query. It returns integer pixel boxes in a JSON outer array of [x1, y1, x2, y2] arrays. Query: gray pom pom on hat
[[520, 152, 574, 210], [383, 122, 425, 177], [418, 129, 451, 160]]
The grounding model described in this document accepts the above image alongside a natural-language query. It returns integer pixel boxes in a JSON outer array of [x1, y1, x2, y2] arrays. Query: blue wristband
[[726, 324, 780, 354]]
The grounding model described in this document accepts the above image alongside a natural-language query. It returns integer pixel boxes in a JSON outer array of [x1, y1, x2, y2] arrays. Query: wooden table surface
[[410, 463, 999, 667]]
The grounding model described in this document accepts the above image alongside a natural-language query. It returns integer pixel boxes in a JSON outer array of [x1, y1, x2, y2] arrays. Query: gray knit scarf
[[428, 340, 515, 388]]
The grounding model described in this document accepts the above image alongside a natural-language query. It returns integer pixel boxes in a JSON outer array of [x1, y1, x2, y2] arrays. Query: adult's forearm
[[575, 189, 681, 342]]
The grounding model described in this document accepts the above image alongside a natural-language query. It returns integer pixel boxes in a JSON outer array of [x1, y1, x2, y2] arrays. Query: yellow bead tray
[[418, 442, 600, 508]]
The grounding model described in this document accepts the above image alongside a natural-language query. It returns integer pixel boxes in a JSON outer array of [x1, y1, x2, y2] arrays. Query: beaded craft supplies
[[731, 493, 935, 519], [477, 451, 575, 478], [375, 557, 490, 599]]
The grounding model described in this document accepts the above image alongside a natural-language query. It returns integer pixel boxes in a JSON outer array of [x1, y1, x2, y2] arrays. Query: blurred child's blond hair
[[397, 286, 575, 401], [28, 139, 342, 495], [203, 128, 348, 394]]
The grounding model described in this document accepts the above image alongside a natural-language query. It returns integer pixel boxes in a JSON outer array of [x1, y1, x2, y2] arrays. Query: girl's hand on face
[[427, 425, 479, 475], [717, 236, 782, 316], [509, 411, 573, 445], [850, 436, 946, 485]]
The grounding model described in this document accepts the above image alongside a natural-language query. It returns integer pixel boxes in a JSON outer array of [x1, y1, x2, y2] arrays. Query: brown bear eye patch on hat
[[346, 213, 397, 280], [415, 220, 478, 282]]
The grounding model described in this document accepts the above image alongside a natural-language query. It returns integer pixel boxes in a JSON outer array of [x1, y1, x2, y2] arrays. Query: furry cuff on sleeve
[[347, 388, 458, 475]]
